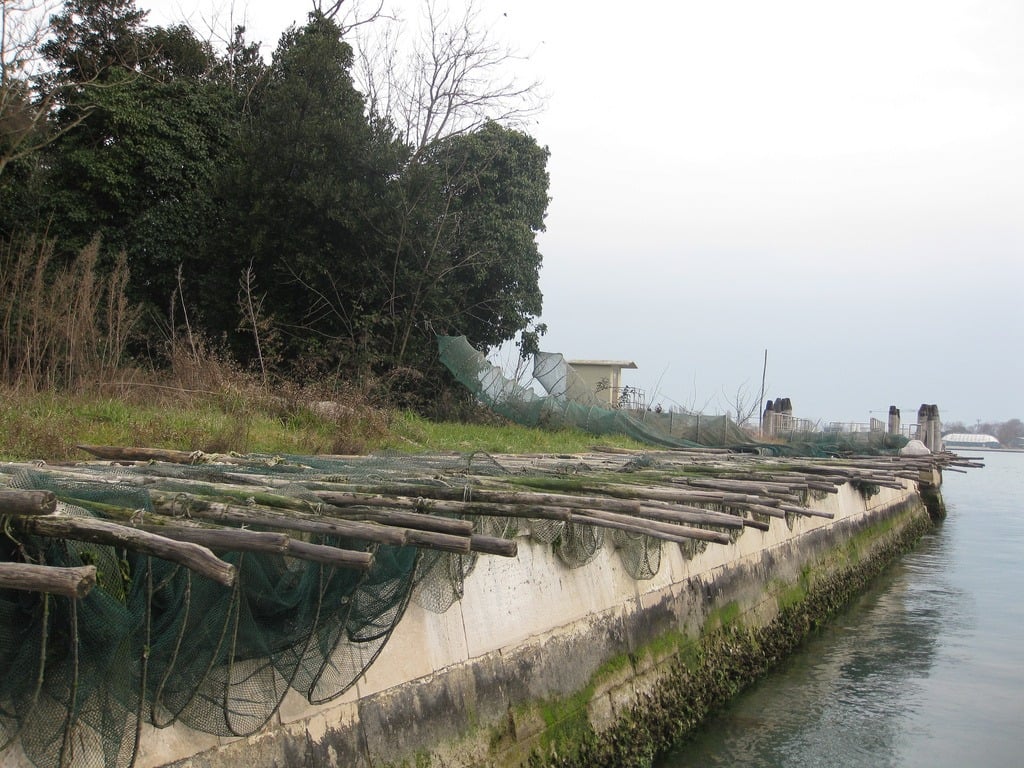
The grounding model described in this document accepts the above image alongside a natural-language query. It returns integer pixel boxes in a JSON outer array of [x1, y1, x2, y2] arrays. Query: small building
[[942, 432, 1001, 449], [566, 359, 639, 409]]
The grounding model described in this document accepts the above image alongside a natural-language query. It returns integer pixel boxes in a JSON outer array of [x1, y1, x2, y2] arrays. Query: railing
[[824, 421, 920, 438], [597, 385, 647, 411], [769, 413, 818, 434]]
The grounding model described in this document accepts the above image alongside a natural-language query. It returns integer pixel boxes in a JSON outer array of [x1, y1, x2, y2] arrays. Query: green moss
[[529, 505, 935, 768], [638, 630, 696, 667], [536, 689, 595, 752], [382, 750, 433, 768], [775, 580, 807, 612], [701, 600, 741, 634]]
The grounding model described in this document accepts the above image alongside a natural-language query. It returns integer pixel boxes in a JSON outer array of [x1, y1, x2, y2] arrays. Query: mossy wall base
[[139, 482, 933, 768]]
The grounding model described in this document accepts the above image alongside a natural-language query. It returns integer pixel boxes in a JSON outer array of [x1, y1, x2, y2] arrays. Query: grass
[[0, 386, 647, 462], [0, 236, 648, 462]]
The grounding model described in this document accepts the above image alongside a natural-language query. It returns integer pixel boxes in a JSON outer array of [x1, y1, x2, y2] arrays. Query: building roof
[[566, 360, 638, 369]]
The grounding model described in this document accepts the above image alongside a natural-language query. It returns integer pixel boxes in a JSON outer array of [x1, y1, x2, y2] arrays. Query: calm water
[[657, 450, 1024, 768]]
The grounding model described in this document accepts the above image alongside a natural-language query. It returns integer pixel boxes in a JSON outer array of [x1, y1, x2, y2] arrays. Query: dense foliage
[[0, 1, 549, 404]]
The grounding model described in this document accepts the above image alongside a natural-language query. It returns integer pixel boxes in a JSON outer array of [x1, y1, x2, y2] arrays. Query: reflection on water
[[658, 451, 1024, 768]]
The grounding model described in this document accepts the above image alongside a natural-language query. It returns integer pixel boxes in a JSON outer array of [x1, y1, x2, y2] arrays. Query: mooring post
[[928, 405, 942, 452], [917, 404, 932, 451], [887, 405, 900, 435]]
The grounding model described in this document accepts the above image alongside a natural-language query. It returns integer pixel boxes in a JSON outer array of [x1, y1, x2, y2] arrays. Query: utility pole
[[758, 349, 767, 436]]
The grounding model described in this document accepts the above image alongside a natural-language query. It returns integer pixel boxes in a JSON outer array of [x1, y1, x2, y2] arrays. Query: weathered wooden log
[[130, 473, 315, 512], [284, 540, 374, 570], [335, 481, 770, 536], [571, 512, 729, 546], [316, 491, 728, 546], [803, 481, 841, 493], [140, 526, 375, 570], [469, 534, 518, 557], [690, 471, 811, 492], [317, 504, 475, 536], [450, 497, 741, 538], [740, 503, 786, 519], [13, 516, 236, 586], [316, 487, 745, 531], [0, 489, 58, 516], [634, 503, 746, 529], [587, 482, 781, 507], [138, 525, 290, 555], [0, 562, 97, 598], [405, 529, 472, 555], [148, 492, 409, 547], [77, 444, 206, 464], [580, 484, 794, 526], [737, 516, 771, 531], [679, 477, 803, 500], [147, 492, 511, 559], [571, 508, 732, 544], [779, 503, 834, 519]]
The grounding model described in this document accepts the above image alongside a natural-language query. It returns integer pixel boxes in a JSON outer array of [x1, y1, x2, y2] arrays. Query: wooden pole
[[148, 492, 410, 547], [758, 349, 767, 436], [284, 540, 374, 570], [77, 444, 206, 464], [470, 534, 518, 558], [137, 525, 290, 555], [0, 563, 97, 598], [13, 516, 236, 586], [0, 489, 58, 516]]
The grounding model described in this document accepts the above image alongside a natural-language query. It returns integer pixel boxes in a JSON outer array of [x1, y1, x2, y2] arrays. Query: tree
[[996, 419, 1024, 447], [349, 0, 543, 156], [342, 0, 549, 377], [324, 120, 549, 377], [0, 0, 100, 213], [721, 381, 763, 429], [32, 2, 243, 312], [1, 0, 50, 178], [421, 122, 548, 348], [201, 11, 403, 370]]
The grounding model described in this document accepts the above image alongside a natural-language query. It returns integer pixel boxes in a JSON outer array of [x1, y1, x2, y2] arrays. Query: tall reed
[[0, 235, 141, 391]]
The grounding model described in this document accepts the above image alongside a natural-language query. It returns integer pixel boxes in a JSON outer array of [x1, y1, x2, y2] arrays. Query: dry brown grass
[[0, 235, 140, 392], [0, 234, 395, 459]]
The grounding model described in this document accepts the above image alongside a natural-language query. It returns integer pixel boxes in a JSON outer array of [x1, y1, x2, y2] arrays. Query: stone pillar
[[763, 400, 775, 437], [917, 404, 931, 451], [887, 405, 900, 435], [928, 404, 942, 452]]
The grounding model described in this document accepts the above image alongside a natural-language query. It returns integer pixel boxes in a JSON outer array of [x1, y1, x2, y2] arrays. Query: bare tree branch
[[1, 0, 60, 176], [720, 380, 764, 429], [350, 0, 544, 155]]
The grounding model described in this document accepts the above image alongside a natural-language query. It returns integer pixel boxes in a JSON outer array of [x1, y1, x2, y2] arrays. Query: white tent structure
[[943, 433, 1001, 449]]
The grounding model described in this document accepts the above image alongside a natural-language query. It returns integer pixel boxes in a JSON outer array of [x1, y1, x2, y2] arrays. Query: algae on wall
[[522, 502, 935, 768]]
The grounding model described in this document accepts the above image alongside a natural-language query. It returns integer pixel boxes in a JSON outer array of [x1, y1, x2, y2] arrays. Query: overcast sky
[[141, 0, 1023, 426]]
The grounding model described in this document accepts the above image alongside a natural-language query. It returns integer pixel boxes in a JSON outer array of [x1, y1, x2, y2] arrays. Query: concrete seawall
[[121, 477, 935, 768]]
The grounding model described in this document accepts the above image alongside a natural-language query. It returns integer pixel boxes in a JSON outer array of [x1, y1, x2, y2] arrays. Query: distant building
[[566, 359, 639, 409], [943, 433, 1001, 449]]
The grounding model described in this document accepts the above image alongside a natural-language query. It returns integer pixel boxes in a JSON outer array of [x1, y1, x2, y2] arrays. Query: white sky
[[140, 0, 1024, 425]]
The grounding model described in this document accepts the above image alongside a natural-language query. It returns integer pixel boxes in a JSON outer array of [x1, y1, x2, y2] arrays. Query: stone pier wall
[[96, 481, 931, 768]]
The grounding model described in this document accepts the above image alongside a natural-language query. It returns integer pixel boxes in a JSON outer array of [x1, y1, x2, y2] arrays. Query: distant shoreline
[[947, 447, 1024, 454]]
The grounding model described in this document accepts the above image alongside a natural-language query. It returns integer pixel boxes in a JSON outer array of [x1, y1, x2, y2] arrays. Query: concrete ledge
[[144, 479, 930, 768]]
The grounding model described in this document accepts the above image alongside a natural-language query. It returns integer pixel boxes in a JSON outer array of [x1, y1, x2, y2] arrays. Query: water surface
[[657, 451, 1024, 768]]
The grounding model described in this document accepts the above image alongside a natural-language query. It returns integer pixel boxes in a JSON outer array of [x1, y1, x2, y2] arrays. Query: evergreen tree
[[36, 1, 240, 314], [204, 12, 404, 372]]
